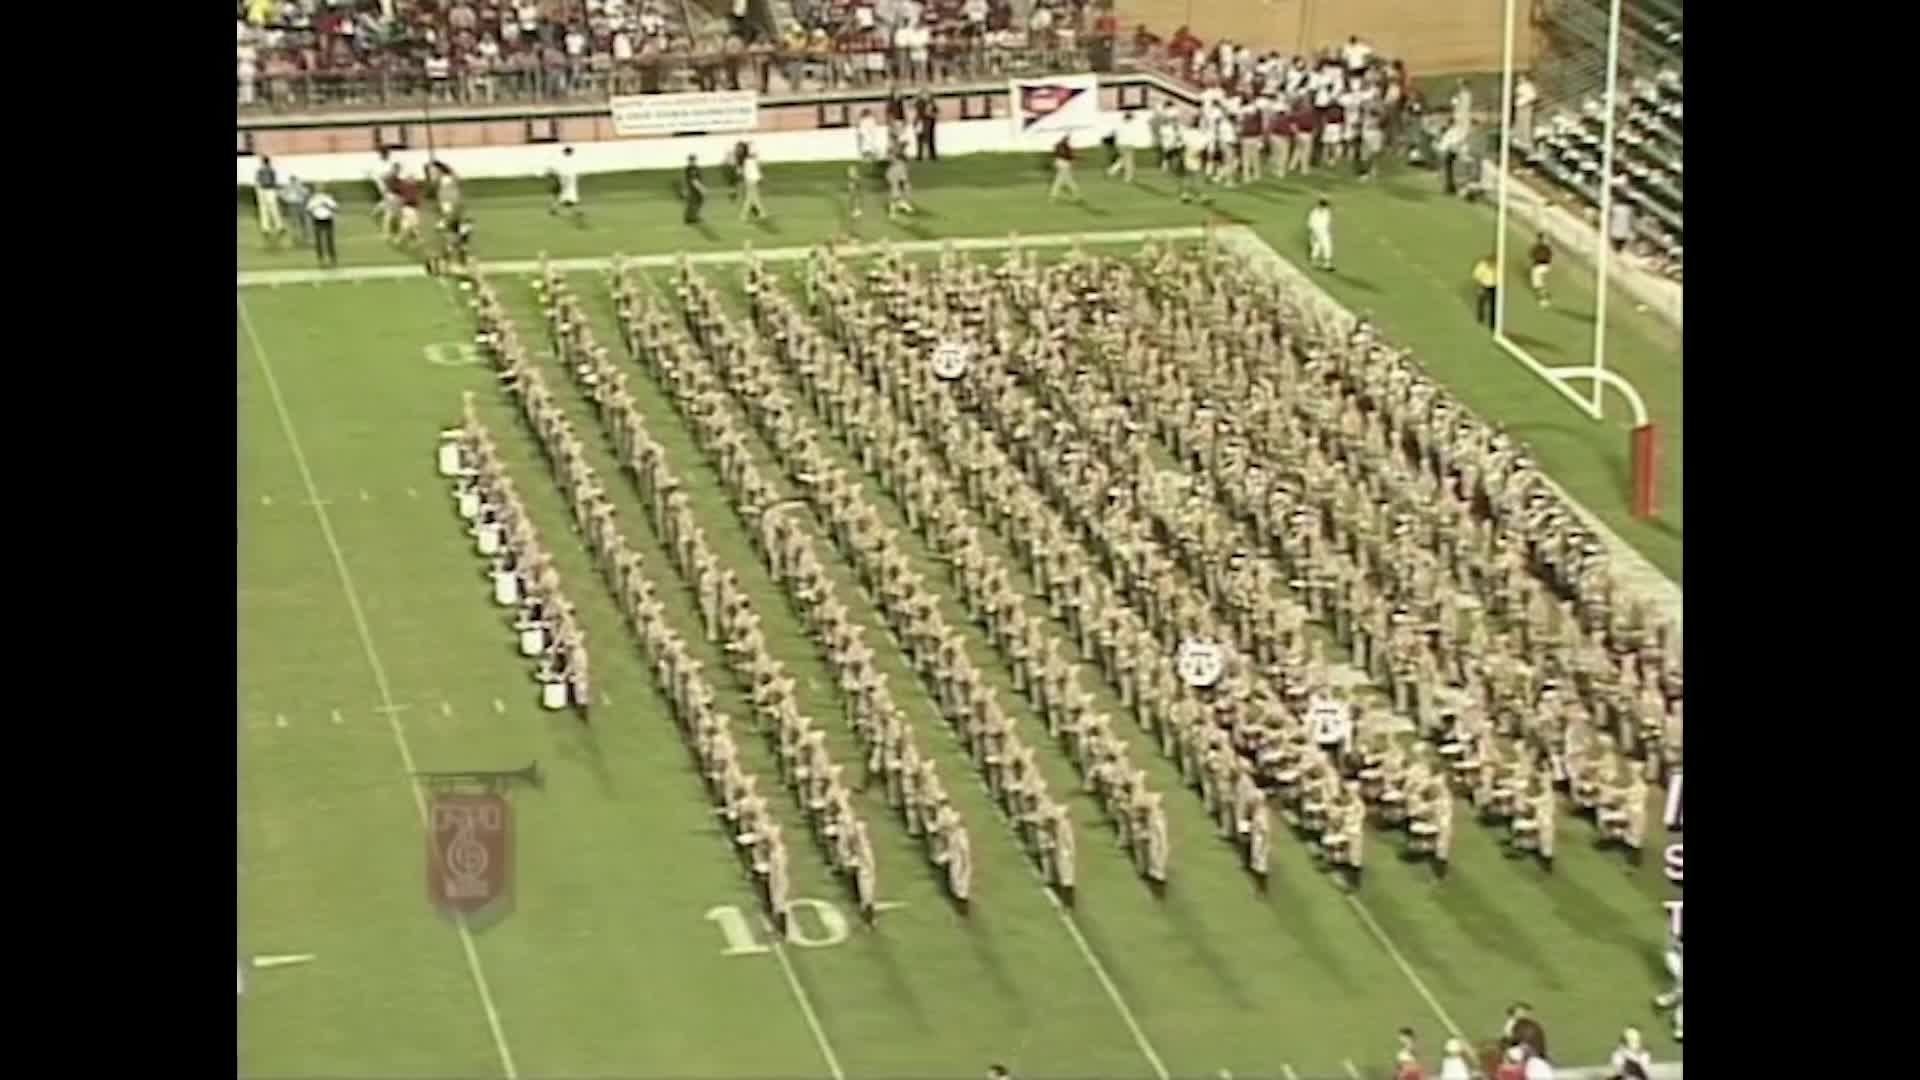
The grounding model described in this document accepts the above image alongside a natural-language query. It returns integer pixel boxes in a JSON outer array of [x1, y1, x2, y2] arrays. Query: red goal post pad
[[1631, 423, 1659, 519]]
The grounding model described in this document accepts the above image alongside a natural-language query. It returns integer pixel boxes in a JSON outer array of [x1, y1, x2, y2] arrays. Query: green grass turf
[[239, 200, 1679, 1075], [238, 154, 1681, 584]]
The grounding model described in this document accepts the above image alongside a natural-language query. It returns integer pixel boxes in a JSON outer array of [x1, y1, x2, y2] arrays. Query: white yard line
[[236, 227, 1211, 288], [1044, 886, 1172, 1080], [1344, 895, 1468, 1045], [761, 916, 849, 1080], [238, 297, 520, 1080], [1343, 1059, 1363, 1079], [1281, 1065, 1301, 1080]]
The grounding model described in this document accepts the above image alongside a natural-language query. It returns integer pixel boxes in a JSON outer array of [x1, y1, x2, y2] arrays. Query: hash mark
[[440, 701, 453, 717], [330, 708, 343, 725], [274, 714, 288, 728], [359, 490, 371, 502], [261, 495, 273, 506], [600, 692, 613, 706], [1342, 1061, 1361, 1080], [407, 488, 420, 499], [492, 699, 505, 713]]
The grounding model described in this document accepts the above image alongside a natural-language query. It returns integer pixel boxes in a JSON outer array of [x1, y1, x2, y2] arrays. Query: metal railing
[[237, 33, 1120, 115]]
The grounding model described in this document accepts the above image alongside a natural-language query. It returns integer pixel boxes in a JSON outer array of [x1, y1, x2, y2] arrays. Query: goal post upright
[[1490, 0, 1661, 518], [1588, 0, 1627, 417]]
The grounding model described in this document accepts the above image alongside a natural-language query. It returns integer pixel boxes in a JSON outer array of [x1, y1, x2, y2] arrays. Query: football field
[[237, 155, 1681, 1079]]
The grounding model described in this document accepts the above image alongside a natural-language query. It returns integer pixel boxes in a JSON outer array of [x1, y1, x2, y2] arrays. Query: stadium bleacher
[[1523, 66, 1681, 276], [1523, 0, 1683, 279]]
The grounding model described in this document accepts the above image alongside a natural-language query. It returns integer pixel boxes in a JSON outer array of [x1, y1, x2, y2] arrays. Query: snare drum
[[458, 490, 481, 520], [437, 441, 464, 477], [520, 626, 546, 657], [541, 680, 569, 710], [492, 570, 519, 606], [476, 524, 502, 556]]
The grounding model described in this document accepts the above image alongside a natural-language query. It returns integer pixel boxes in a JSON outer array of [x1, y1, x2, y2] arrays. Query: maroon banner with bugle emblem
[[427, 791, 513, 922]]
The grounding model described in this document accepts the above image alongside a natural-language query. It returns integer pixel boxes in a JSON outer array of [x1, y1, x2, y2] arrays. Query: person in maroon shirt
[[391, 173, 425, 247], [1048, 134, 1080, 202], [1289, 97, 1317, 175], [1266, 104, 1294, 179]]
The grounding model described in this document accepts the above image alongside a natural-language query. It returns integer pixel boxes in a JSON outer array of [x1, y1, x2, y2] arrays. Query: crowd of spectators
[[238, 0, 1114, 109]]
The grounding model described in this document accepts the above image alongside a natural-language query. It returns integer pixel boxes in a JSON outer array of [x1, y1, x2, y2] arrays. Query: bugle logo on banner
[[428, 790, 514, 924], [1009, 74, 1099, 138]]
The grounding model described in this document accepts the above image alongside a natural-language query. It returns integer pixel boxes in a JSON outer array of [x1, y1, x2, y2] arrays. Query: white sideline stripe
[[235, 227, 1212, 287], [761, 916, 848, 1080], [1345, 894, 1467, 1045], [1215, 226, 1681, 635], [238, 297, 520, 1080]]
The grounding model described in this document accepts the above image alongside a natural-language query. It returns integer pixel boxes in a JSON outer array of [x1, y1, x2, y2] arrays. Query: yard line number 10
[[704, 899, 851, 956]]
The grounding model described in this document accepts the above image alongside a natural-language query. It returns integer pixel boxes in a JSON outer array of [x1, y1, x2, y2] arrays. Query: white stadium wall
[[237, 76, 1132, 186]]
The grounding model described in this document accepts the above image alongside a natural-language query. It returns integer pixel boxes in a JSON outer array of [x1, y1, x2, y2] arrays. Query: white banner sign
[[1009, 74, 1100, 140], [611, 91, 759, 138]]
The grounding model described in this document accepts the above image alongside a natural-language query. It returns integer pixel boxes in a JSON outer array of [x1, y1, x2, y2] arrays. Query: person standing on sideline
[[550, 146, 584, 224], [278, 174, 311, 247], [1606, 1028, 1653, 1080], [915, 90, 938, 160], [1107, 111, 1139, 182], [1450, 78, 1473, 133], [682, 154, 708, 224], [1473, 253, 1499, 326], [1437, 1039, 1474, 1080], [366, 147, 395, 232], [253, 156, 284, 244], [845, 163, 866, 223], [1306, 198, 1335, 270], [857, 109, 883, 175], [1528, 233, 1554, 306], [738, 146, 767, 221], [306, 184, 339, 267], [1502, 1003, 1549, 1062], [1513, 72, 1538, 149], [1047, 135, 1080, 202], [885, 151, 915, 219], [1438, 121, 1467, 196], [1608, 199, 1635, 254]]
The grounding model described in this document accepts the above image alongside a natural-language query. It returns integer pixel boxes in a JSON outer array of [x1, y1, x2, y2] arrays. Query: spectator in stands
[[1608, 199, 1634, 254]]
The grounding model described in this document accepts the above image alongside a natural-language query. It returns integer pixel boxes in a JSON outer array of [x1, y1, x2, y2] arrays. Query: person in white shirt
[[1653, 929, 1682, 1042], [1522, 1046, 1555, 1080], [1514, 73, 1539, 148], [1451, 79, 1473, 132], [1107, 111, 1141, 182], [856, 109, 883, 173], [1178, 120, 1208, 202], [1306, 198, 1335, 270], [1155, 102, 1180, 172], [367, 148, 398, 235], [1437, 1038, 1473, 1080], [1607, 1027, 1653, 1079], [305, 184, 340, 267], [1342, 35, 1371, 75], [1608, 199, 1635, 253], [548, 145, 584, 223], [738, 146, 767, 221]]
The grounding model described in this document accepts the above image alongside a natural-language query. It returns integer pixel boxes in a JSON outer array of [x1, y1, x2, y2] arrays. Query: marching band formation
[[443, 228, 1679, 930]]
